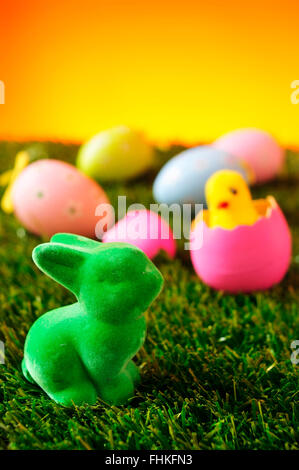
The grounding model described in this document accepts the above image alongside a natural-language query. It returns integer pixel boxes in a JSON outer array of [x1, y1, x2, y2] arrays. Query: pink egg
[[12, 159, 113, 238], [102, 209, 176, 259], [190, 197, 291, 293], [214, 129, 285, 183]]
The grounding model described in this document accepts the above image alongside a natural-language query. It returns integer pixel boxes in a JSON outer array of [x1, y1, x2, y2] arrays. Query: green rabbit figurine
[[22, 233, 164, 406]]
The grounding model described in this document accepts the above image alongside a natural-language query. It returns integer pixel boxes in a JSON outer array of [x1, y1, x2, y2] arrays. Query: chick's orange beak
[[217, 201, 229, 209]]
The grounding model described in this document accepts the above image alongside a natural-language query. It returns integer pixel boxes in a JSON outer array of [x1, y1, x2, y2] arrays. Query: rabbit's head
[[33, 233, 164, 322]]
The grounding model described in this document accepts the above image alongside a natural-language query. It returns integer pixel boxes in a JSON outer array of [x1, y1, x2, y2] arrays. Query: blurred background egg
[[213, 128, 285, 183], [190, 197, 291, 293], [12, 159, 113, 238], [77, 126, 155, 182], [153, 146, 251, 211], [102, 209, 176, 259]]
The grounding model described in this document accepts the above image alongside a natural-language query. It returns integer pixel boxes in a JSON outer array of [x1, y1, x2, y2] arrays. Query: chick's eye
[[229, 187, 238, 195]]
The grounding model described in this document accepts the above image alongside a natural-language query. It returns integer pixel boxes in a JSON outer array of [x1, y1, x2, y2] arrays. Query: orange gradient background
[[0, 0, 298, 146]]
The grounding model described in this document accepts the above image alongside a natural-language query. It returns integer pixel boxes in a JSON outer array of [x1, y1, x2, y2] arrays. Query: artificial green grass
[[0, 142, 298, 450]]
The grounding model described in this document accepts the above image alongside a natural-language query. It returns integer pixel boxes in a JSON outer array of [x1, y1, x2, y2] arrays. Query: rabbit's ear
[[32, 242, 89, 295], [50, 233, 101, 251]]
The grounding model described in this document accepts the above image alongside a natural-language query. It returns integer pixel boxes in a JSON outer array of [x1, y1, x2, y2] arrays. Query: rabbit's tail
[[22, 359, 36, 385]]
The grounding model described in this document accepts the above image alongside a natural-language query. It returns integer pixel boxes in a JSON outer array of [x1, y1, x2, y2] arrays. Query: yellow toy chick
[[205, 170, 260, 230]]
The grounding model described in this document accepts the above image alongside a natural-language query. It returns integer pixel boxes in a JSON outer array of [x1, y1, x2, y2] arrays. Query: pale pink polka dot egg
[[12, 159, 113, 238]]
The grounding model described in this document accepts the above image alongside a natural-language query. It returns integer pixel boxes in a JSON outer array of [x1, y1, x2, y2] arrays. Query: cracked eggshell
[[214, 129, 285, 183], [102, 209, 176, 259], [153, 146, 251, 210], [190, 197, 291, 293], [12, 159, 113, 238]]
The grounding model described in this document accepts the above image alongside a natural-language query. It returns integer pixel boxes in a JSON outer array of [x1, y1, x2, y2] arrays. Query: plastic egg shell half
[[190, 197, 291, 293], [102, 209, 176, 259], [12, 159, 114, 238], [153, 146, 252, 210], [214, 128, 285, 183]]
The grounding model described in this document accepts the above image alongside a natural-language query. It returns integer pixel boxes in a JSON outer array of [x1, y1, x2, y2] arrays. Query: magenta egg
[[214, 129, 285, 183], [12, 159, 114, 238], [102, 209, 176, 259], [190, 197, 291, 293]]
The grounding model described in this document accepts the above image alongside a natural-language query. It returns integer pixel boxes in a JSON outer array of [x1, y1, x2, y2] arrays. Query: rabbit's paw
[[48, 381, 98, 407], [22, 359, 36, 385], [100, 372, 134, 405], [126, 360, 141, 386]]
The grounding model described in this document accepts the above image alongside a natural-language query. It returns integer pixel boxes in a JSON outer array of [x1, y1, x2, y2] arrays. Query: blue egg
[[153, 146, 251, 209]]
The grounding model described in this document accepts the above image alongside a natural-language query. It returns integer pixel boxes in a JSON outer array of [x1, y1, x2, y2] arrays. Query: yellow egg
[[77, 126, 155, 182]]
